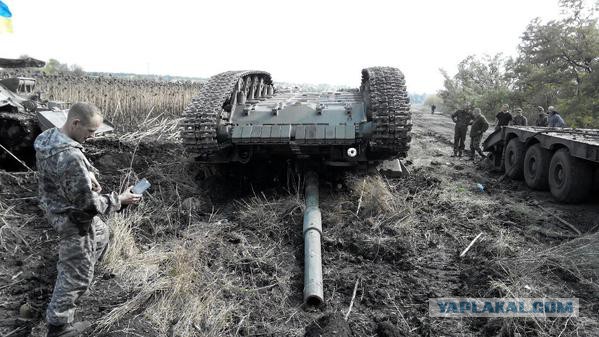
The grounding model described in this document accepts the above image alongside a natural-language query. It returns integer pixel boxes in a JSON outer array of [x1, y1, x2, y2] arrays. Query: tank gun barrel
[[303, 171, 324, 306]]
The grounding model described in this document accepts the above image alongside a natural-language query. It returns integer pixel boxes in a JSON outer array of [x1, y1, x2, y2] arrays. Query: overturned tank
[[181, 67, 413, 306], [181, 67, 412, 166]]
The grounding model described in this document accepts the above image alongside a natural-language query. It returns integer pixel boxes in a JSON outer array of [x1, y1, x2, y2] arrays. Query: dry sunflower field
[[0, 73, 598, 337]]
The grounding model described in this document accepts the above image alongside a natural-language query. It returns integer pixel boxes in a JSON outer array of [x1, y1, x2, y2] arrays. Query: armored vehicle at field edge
[[181, 67, 412, 166], [0, 57, 111, 170]]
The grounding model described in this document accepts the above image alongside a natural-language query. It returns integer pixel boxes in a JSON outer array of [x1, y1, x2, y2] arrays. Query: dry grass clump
[[499, 232, 599, 291], [97, 180, 306, 336], [118, 116, 182, 143], [235, 191, 303, 237], [347, 174, 398, 217], [100, 209, 235, 336], [486, 232, 599, 336], [0, 172, 38, 253], [0, 199, 29, 252]]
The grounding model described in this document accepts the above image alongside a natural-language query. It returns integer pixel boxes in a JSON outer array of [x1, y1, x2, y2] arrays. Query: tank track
[[361, 67, 412, 158], [181, 70, 272, 156]]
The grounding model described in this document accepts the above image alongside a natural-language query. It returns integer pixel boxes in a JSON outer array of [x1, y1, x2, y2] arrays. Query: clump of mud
[[304, 314, 352, 337]]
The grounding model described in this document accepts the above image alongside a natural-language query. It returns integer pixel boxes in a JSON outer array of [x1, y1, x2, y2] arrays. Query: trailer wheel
[[504, 138, 525, 179], [523, 144, 550, 190], [548, 148, 593, 203]]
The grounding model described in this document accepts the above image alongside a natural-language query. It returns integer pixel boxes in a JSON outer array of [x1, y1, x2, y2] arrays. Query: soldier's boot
[[468, 150, 475, 160], [47, 321, 91, 337], [457, 151, 463, 157]]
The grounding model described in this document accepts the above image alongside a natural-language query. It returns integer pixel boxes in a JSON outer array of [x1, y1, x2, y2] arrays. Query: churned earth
[[0, 107, 598, 337]]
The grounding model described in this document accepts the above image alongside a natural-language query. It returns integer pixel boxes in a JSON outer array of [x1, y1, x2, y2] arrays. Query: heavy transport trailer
[[180, 67, 413, 306], [483, 126, 599, 203]]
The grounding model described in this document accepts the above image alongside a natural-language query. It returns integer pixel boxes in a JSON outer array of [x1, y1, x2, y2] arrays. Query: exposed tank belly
[[181, 67, 412, 164]]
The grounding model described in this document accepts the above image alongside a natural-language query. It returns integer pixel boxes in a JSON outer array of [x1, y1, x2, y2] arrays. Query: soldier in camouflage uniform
[[468, 108, 489, 160], [535, 106, 548, 126], [34, 103, 141, 337], [451, 105, 473, 157], [512, 108, 528, 126]]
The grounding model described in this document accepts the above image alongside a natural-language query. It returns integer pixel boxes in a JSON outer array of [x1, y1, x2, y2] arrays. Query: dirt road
[[1, 108, 598, 337]]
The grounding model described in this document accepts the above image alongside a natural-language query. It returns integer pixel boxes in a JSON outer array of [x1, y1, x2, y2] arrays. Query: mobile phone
[[131, 178, 151, 194]]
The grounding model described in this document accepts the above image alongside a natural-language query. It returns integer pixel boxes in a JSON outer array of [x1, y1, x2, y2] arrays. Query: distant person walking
[[512, 108, 528, 126], [495, 104, 512, 130], [469, 108, 489, 160], [451, 104, 473, 157], [535, 106, 548, 126], [547, 106, 566, 127], [431, 104, 436, 114]]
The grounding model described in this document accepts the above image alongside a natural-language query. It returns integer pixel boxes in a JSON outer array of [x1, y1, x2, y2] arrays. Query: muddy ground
[[1, 108, 598, 337]]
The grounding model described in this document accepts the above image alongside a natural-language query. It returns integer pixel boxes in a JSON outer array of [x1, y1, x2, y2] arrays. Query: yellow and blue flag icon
[[0, 0, 13, 33]]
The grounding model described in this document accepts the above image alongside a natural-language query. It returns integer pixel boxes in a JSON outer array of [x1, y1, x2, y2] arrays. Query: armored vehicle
[[181, 67, 412, 306], [181, 67, 412, 166], [484, 126, 599, 203], [0, 57, 111, 170], [0, 77, 44, 168]]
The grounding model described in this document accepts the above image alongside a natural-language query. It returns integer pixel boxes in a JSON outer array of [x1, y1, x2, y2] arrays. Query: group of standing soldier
[[449, 103, 567, 160], [450, 106, 489, 159]]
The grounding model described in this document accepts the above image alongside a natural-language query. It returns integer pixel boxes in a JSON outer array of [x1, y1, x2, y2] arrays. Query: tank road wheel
[[548, 148, 593, 203], [361, 67, 412, 159], [523, 144, 551, 190], [504, 138, 525, 179], [180, 70, 272, 158]]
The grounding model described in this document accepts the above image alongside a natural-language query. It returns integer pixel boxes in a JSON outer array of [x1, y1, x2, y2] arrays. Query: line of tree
[[42, 58, 84, 75], [437, 0, 599, 127]]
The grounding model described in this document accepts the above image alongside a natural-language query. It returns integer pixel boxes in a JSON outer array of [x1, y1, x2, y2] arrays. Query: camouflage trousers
[[470, 135, 484, 156], [46, 214, 110, 325], [453, 126, 468, 153]]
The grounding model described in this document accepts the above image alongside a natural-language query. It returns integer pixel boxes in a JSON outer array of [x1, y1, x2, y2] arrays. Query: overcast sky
[[0, 0, 570, 93]]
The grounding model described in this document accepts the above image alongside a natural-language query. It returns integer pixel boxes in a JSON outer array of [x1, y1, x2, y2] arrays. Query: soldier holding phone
[[34, 102, 142, 337]]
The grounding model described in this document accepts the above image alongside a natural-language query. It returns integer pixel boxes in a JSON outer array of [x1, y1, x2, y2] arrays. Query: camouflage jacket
[[34, 128, 120, 219], [512, 115, 528, 126], [535, 114, 548, 127], [470, 115, 489, 138], [451, 109, 473, 128]]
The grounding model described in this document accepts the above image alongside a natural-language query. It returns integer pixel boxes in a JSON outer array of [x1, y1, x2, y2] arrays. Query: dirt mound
[[304, 314, 352, 337]]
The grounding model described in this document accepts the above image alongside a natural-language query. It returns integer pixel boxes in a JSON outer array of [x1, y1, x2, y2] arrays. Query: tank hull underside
[[181, 67, 412, 165]]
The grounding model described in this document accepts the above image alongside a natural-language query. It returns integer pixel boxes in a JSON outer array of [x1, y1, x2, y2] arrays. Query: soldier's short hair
[[548, 105, 556, 112], [501, 104, 509, 110], [67, 102, 102, 125], [473, 108, 481, 114], [537, 106, 545, 112]]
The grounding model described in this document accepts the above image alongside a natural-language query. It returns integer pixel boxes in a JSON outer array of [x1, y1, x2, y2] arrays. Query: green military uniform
[[512, 115, 528, 126], [469, 114, 489, 159], [536, 113, 548, 126], [451, 109, 473, 156], [34, 128, 121, 327]]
